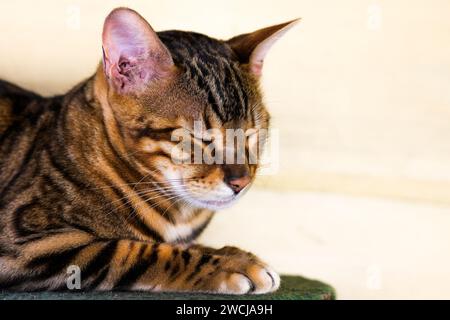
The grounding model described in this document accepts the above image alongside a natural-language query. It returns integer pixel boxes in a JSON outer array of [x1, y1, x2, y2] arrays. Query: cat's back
[[0, 80, 43, 136], [0, 80, 57, 193]]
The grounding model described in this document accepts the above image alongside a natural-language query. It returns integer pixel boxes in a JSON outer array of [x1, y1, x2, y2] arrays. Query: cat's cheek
[[159, 164, 181, 180]]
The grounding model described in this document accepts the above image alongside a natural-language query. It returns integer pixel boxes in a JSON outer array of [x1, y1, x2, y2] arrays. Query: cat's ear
[[227, 19, 300, 76], [102, 8, 174, 94]]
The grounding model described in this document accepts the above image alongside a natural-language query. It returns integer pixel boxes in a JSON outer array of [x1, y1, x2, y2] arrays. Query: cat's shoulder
[[0, 80, 44, 134]]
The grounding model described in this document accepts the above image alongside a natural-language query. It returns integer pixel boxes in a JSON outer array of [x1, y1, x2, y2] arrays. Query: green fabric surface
[[0, 275, 335, 300]]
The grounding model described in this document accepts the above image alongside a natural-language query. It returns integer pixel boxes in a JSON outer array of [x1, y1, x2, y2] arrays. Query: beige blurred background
[[1, 0, 449, 299]]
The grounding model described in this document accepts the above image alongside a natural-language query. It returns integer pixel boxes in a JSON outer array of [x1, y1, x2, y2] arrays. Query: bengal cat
[[0, 8, 298, 293]]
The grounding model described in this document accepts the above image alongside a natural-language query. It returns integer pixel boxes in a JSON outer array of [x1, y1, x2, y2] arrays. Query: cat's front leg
[[2, 233, 279, 294], [111, 241, 280, 294]]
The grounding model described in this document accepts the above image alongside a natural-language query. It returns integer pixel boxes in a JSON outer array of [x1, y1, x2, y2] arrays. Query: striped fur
[[0, 7, 296, 293]]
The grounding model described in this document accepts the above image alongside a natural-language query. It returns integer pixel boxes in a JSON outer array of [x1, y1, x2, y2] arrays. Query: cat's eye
[[148, 127, 179, 134]]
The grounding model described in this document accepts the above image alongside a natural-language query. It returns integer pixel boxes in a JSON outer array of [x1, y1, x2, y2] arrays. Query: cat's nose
[[226, 176, 251, 194], [223, 165, 251, 194]]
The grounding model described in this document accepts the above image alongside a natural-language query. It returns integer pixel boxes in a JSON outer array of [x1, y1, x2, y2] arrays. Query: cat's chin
[[186, 197, 237, 211]]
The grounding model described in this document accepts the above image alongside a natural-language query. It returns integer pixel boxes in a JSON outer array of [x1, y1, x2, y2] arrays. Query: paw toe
[[218, 273, 252, 294], [248, 265, 280, 294]]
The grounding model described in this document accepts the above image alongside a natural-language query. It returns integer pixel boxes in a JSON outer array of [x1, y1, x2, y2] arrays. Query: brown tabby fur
[[0, 8, 296, 293]]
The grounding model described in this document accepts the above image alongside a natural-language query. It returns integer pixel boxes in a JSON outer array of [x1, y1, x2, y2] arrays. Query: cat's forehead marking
[[158, 31, 249, 123]]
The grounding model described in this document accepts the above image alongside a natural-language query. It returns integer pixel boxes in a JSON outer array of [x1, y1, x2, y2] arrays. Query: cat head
[[97, 7, 298, 210]]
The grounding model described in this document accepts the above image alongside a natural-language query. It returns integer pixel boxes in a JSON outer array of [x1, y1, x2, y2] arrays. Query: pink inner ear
[[101, 8, 173, 93], [249, 62, 263, 76], [106, 17, 149, 58], [103, 14, 149, 67], [107, 56, 152, 92], [248, 22, 299, 76]]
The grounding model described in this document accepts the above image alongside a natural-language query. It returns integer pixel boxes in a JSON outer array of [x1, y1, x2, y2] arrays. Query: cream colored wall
[[1, 0, 449, 298]]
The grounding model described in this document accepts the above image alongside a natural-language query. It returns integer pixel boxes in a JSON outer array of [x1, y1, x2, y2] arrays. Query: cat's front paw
[[184, 246, 279, 294], [215, 263, 280, 294], [198, 249, 279, 294]]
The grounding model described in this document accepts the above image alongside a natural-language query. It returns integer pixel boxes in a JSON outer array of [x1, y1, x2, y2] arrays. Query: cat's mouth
[[164, 176, 246, 210], [184, 195, 237, 210], [182, 184, 252, 210]]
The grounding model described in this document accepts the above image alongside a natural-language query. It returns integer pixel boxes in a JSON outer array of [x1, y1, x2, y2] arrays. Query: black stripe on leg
[[193, 277, 204, 287], [186, 254, 212, 282], [114, 243, 159, 290], [27, 243, 91, 280], [85, 266, 110, 290], [181, 250, 191, 267], [169, 263, 180, 280], [81, 241, 118, 287]]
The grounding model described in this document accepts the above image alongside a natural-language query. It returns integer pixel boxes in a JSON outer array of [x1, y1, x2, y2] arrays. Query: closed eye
[[135, 126, 180, 140], [147, 127, 179, 134]]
